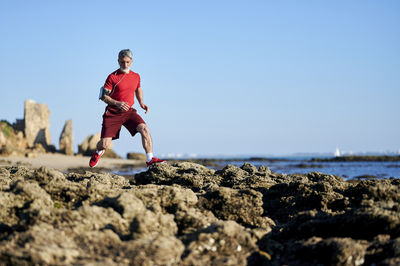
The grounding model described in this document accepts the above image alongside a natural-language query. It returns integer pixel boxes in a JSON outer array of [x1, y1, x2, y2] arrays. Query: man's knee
[[136, 123, 149, 135]]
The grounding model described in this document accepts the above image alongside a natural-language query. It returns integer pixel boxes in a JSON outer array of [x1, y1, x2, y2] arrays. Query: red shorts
[[101, 108, 145, 140]]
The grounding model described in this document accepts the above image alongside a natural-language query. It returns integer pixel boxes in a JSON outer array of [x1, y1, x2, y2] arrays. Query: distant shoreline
[[172, 155, 400, 164], [310, 155, 400, 162]]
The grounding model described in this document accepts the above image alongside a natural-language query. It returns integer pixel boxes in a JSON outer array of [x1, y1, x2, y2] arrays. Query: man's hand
[[116, 101, 130, 111], [135, 87, 148, 114], [140, 103, 149, 114], [102, 94, 130, 111]]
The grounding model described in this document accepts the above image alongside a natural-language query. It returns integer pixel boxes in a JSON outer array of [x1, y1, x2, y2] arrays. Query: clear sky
[[1, 0, 399, 157]]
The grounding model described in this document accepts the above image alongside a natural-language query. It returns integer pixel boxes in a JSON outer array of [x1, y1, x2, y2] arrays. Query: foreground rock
[[0, 162, 399, 265]]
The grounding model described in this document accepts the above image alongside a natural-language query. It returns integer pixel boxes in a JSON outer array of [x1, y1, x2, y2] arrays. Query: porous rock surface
[[0, 162, 400, 265]]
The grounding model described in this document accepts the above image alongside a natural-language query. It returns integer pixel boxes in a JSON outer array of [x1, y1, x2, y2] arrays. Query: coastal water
[[223, 159, 400, 180], [115, 156, 400, 180]]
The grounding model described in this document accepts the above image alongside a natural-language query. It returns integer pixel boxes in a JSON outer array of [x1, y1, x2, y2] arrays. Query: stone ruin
[[0, 99, 121, 158], [24, 100, 51, 148], [0, 100, 72, 156], [59, 120, 74, 156], [0, 100, 53, 156]]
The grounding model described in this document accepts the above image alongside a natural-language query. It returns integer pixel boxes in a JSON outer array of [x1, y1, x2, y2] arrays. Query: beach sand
[[0, 153, 144, 171]]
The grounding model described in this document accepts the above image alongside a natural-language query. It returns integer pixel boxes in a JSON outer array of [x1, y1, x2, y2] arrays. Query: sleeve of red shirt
[[137, 74, 141, 89], [104, 74, 114, 90]]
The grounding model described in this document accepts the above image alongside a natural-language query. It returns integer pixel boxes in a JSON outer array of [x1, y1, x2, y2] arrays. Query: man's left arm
[[136, 87, 149, 113]]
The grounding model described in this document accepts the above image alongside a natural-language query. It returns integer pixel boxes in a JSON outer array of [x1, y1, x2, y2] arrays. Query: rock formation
[[0, 162, 399, 264], [0, 121, 28, 156], [78, 133, 121, 158], [78, 133, 101, 155], [24, 100, 51, 148], [0, 120, 54, 157], [0, 121, 27, 151], [127, 152, 146, 161], [59, 120, 74, 155]]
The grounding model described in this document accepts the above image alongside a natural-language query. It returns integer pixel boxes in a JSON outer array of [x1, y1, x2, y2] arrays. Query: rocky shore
[[1, 161, 399, 265]]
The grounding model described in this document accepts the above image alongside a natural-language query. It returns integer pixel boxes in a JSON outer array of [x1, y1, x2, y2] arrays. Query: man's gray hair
[[118, 49, 133, 59]]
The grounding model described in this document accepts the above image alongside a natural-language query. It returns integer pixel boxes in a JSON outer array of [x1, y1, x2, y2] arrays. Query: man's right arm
[[101, 75, 119, 107], [100, 88, 112, 103], [101, 89, 130, 111]]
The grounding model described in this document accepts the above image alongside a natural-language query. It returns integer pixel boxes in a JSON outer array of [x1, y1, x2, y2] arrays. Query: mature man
[[89, 49, 165, 168]]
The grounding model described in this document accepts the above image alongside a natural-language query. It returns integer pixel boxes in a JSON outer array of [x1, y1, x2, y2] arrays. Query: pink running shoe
[[146, 157, 166, 167], [89, 150, 105, 168]]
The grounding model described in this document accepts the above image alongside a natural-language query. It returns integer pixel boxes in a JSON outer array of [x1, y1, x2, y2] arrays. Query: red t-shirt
[[103, 69, 141, 111]]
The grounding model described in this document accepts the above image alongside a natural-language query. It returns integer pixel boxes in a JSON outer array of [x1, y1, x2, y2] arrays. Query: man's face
[[118, 56, 133, 70]]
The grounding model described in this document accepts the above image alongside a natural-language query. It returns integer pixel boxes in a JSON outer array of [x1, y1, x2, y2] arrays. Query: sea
[[115, 155, 400, 181]]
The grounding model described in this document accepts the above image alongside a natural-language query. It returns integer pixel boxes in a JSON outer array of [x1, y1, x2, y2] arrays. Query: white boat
[[334, 148, 341, 157]]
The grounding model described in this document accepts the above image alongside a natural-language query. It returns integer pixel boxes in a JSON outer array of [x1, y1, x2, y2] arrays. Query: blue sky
[[1, 1, 399, 157]]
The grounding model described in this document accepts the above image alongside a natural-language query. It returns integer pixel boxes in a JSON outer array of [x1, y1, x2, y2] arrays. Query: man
[[89, 49, 165, 168]]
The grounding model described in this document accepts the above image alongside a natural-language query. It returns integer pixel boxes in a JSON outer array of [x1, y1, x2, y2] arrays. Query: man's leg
[[89, 137, 112, 168], [136, 123, 152, 154], [136, 123, 165, 166], [96, 137, 112, 151]]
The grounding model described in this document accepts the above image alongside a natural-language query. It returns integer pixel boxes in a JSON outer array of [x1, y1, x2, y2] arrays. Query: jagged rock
[[0, 121, 27, 153], [78, 133, 100, 155], [31, 143, 47, 154], [282, 237, 367, 266], [199, 186, 276, 229], [0, 223, 80, 265], [103, 149, 122, 158], [0, 168, 11, 190], [0, 131, 5, 148], [134, 162, 218, 191], [127, 152, 146, 160], [16, 131, 27, 149], [129, 184, 218, 235], [123, 235, 185, 265], [365, 235, 400, 264], [0, 191, 20, 228], [182, 220, 260, 265], [0, 145, 26, 157], [1, 102, 60, 155], [59, 120, 74, 155], [218, 164, 276, 189], [12, 118, 24, 132], [24, 100, 51, 148], [0, 162, 399, 265]]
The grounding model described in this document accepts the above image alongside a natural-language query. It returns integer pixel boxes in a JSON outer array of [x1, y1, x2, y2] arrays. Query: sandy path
[[0, 154, 144, 171]]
